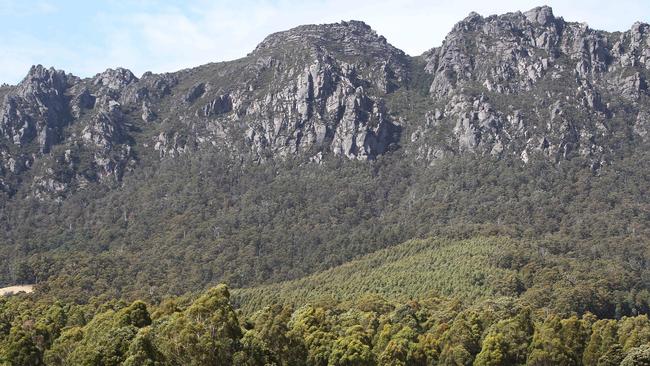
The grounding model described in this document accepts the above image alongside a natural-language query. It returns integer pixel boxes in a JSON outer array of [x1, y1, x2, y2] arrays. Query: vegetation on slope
[[2, 147, 650, 314], [233, 237, 517, 312], [234, 235, 650, 319]]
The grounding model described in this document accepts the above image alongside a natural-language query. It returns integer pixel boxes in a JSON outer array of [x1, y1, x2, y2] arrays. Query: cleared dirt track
[[0, 285, 34, 296]]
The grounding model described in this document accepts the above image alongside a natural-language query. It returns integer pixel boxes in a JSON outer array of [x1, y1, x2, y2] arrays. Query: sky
[[0, 0, 648, 85]]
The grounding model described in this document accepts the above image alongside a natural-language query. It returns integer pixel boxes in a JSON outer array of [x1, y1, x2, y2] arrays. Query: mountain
[[417, 6, 649, 165], [1, 20, 410, 199], [3, 5, 650, 365], [2, 7, 648, 198], [0, 6, 649, 312]]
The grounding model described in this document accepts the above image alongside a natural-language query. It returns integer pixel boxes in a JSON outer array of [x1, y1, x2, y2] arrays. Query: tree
[[475, 309, 534, 365], [45, 300, 152, 366], [43, 327, 83, 366], [582, 319, 621, 366], [377, 326, 418, 366], [526, 316, 574, 366], [123, 329, 163, 366], [249, 304, 307, 365], [558, 316, 588, 364], [619, 315, 650, 352], [328, 326, 374, 366], [410, 332, 440, 365], [474, 333, 507, 366], [621, 345, 650, 366], [232, 330, 278, 366], [438, 311, 482, 365], [2, 327, 43, 366], [154, 284, 242, 365], [289, 305, 336, 366]]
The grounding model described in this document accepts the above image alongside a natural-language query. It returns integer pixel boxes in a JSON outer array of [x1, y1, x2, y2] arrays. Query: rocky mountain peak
[[193, 20, 409, 163], [459, 11, 482, 26], [523, 5, 555, 26], [93, 68, 137, 91], [252, 20, 405, 61], [22, 64, 65, 82], [453, 7, 560, 37], [16, 64, 69, 98], [412, 5, 650, 167], [630, 21, 649, 35], [0, 64, 72, 159]]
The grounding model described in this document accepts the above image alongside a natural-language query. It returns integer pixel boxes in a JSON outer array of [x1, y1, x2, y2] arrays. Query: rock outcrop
[[413, 6, 649, 165], [0, 65, 71, 153]]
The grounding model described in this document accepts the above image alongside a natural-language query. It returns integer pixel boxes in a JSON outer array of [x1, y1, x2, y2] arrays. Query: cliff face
[[412, 6, 649, 166], [0, 6, 649, 198]]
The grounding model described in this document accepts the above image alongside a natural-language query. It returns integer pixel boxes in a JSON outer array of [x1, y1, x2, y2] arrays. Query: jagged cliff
[[0, 6, 649, 199], [414, 6, 649, 166]]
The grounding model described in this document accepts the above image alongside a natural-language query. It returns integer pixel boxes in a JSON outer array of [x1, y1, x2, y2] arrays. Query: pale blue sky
[[1, 0, 648, 84]]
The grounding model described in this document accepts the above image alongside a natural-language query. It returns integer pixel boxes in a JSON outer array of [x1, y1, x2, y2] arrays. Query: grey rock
[[524, 6, 555, 26], [201, 94, 232, 117], [185, 82, 206, 103], [141, 101, 155, 122], [0, 65, 71, 153], [93, 68, 137, 91]]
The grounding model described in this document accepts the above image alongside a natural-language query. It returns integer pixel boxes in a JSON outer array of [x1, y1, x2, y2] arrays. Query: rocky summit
[[0, 6, 648, 199]]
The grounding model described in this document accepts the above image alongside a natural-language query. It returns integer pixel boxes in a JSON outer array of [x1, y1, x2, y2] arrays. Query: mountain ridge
[[1, 5, 650, 305], [1, 6, 649, 200]]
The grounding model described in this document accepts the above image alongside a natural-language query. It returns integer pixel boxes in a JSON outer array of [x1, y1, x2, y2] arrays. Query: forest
[[2, 146, 650, 305], [4, 283, 650, 365], [2, 149, 650, 365]]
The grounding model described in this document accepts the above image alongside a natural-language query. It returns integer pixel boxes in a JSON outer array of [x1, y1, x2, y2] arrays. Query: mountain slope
[[0, 6, 649, 313]]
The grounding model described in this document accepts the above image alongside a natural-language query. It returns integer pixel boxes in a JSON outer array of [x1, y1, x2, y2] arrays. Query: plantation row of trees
[[3, 285, 650, 365], [233, 236, 650, 320]]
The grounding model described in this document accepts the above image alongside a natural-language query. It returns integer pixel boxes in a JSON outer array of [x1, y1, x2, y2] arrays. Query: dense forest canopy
[[4, 284, 650, 365], [3, 149, 650, 311]]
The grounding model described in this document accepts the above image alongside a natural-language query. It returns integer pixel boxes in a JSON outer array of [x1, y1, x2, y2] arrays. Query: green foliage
[[234, 237, 516, 312], [618, 315, 650, 352], [234, 232, 650, 320], [475, 309, 534, 365], [233, 329, 278, 366], [438, 311, 483, 365], [621, 345, 650, 366], [526, 316, 577, 366], [582, 319, 621, 366], [2, 327, 43, 366], [4, 148, 650, 320], [153, 284, 242, 365], [122, 329, 162, 366], [41, 300, 152, 366], [3, 284, 650, 365], [328, 325, 374, 366], [247, 304, 307, 365]]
